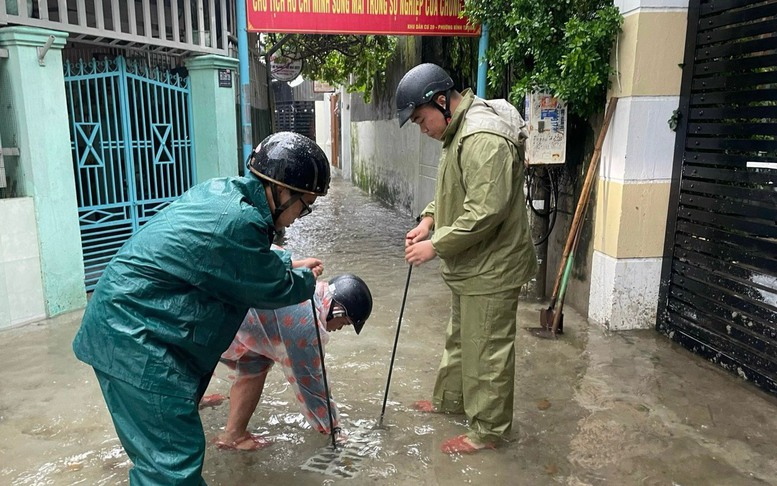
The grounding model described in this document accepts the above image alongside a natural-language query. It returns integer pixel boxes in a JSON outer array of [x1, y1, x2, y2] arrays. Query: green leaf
[[462, 0, 623, 117]]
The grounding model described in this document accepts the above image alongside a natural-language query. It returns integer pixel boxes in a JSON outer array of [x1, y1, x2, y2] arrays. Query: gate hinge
[[0, 48, 8, 59]]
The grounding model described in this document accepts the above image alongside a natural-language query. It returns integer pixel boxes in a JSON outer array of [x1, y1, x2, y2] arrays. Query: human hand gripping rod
[[378, 264, 413, 428]]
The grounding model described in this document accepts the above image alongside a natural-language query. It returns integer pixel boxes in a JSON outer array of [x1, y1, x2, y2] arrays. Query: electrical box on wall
[[524, 92, 568, 165]]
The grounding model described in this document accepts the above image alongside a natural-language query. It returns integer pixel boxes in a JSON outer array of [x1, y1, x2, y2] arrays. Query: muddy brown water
[[1, 177, 776, 485]]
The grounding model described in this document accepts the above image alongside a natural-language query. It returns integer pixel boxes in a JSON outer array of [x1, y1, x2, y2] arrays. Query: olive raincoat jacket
[[423, 89, 538, 294], [73, 174, 316, 399]]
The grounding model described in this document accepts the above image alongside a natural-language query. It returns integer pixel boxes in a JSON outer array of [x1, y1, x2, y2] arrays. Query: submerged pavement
[[1, 177, 776, 485]]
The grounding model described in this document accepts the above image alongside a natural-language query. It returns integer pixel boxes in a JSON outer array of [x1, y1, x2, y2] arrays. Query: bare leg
[[216, 371, 271, 450]]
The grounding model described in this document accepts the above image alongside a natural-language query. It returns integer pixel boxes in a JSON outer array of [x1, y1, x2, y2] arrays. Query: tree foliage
[[463, 0, 623, 117], [264, 34, 396, 103]]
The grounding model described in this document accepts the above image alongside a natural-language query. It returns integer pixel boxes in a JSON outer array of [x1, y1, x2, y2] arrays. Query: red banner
[[246, 0, 480, 37]]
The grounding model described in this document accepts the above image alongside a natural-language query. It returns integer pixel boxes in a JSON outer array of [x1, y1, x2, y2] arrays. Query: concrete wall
[[347, 36, 442, 216], [350, 118, 441, 216], [340, 88, 353, 180], [0, 197, 46, 329], [0, 26, 87, 317]]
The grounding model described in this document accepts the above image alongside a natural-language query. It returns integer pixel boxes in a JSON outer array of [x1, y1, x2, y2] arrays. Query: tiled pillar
[[588, 1, 689, 330], [0, 26, 86, 318], [185, 55, 239, 182]]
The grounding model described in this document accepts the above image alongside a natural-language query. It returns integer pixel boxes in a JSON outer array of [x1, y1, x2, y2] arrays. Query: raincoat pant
[[432, 290, 519, 443], [95, 370, 208, 485]]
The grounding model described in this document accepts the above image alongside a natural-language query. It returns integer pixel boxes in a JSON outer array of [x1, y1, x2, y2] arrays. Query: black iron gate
[[658, 0, 777, 394]]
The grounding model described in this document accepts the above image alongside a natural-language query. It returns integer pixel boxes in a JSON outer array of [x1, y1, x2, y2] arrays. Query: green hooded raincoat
[[73, 174, 316, 399]]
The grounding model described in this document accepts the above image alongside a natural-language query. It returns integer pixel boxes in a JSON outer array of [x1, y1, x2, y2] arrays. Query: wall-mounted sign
[[314, 81, 336, 93], [525, 92, 567, 166], [246, 0, 479, 37], [218, 68, 232, 88], [270, 54, 303, 82]]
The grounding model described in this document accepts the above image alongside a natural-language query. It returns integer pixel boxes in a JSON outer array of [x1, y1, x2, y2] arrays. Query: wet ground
[[1, 176, 777, 485]]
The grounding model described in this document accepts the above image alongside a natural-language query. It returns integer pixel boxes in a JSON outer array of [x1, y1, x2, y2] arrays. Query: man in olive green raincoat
[[398, 64, 537, 454], [72, 132, 330, 485]]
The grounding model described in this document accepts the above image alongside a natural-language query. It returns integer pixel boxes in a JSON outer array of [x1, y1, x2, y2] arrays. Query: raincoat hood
[[443, 89, 528, 149]]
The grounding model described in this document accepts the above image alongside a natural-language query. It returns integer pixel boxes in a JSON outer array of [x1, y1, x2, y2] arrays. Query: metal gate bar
[[66, 56, 193, 290]]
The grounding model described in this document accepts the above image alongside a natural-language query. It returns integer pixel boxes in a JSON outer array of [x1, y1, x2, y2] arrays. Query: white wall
[[314, 97, 332, 164], [340, 87, 353, 180], [0, 197, 46, 330], [350, 119, 441, 216]]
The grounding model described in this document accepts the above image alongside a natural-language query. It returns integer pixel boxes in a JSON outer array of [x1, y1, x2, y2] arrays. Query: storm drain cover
[[300, 446, 364, 478], [300, 420, 378, 478]]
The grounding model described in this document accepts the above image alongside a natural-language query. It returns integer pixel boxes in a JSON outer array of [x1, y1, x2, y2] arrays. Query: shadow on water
[[2, 177, 777, 485]]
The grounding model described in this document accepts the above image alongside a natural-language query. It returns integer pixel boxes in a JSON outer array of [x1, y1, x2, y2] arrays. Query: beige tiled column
[[589, 1, 689, 330]]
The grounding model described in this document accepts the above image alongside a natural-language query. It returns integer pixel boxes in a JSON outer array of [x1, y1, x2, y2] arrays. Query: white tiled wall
[[589, 250, 662, 330], [0, 197, 46, 329], [599, 96, 680, 183]]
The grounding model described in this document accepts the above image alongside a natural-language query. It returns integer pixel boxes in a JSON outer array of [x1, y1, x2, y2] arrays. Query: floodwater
[[2, 176, 777, 485]]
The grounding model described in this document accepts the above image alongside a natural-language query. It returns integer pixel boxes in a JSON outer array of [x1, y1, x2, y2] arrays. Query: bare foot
[[440, 434, 496, 454], [214, 433, 273, 451], [411, 400, 439, 412]]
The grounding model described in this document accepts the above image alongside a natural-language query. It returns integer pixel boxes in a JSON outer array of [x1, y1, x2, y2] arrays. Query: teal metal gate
[[65, 56, 195, 290]]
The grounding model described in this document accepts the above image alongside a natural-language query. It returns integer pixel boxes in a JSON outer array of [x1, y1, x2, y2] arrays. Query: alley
[[1, 177, 776, 485]]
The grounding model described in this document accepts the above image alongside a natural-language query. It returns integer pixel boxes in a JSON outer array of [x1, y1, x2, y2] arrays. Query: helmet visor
[[332, 299, 365, 335], [398, 103, 416, 128], [351, 318, 364, 335]]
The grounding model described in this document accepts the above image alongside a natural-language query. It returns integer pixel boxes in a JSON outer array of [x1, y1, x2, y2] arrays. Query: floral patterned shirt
[[220, 280, 339, 433]]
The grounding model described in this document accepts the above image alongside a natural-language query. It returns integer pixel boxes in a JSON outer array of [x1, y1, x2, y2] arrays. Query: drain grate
[[300, 446, 364, 478], [300, 420, 379, 478]]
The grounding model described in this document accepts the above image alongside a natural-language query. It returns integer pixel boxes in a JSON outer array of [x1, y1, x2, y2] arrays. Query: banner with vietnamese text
[[247, 0, 480, 36]]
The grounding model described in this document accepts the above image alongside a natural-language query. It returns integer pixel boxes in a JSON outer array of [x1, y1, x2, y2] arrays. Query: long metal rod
[[310, 299, 337, 450], [379, 264, 413, 427]]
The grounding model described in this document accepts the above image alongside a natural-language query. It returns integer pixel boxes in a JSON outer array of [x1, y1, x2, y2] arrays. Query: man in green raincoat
[[72, 132, 330, 484], [397, 64, 537, 454]]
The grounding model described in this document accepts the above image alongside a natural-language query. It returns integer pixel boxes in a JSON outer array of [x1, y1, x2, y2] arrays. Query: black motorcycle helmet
[[247, 132, 330, 222], [395, 63, 454, 128], [327, 274, 373, 335], [247, 131, 330, 196]]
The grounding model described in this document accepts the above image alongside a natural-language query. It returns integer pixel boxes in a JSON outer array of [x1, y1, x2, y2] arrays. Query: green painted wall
[[185, 55, 240, 182], [0, 26, 86, 316]]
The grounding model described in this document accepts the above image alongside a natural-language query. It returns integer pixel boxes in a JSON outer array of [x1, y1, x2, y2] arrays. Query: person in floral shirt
[[211, 273, 372, 451]]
